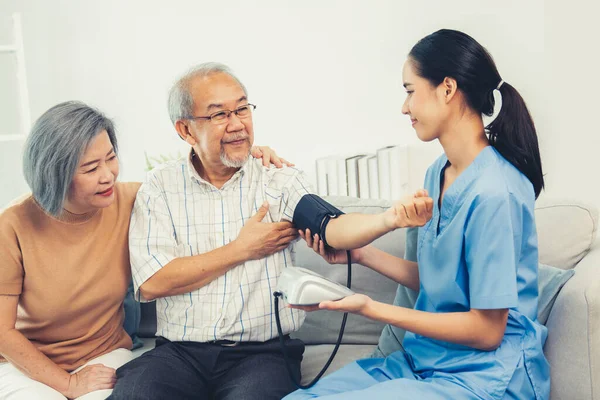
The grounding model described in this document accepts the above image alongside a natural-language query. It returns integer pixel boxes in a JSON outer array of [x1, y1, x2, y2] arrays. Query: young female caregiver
[[285, 29, 549, 400]]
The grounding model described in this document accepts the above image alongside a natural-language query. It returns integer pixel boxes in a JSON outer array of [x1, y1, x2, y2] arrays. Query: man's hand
[[299, 228, 365, 265], [251, 146, 294, 168], [63, 364, 116, 399], [383, 189, 434, 230], [236, 202, 298, 260]]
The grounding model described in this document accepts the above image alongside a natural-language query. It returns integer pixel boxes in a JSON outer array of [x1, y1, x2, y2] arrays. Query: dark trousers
[[109, 336, 304, 400]]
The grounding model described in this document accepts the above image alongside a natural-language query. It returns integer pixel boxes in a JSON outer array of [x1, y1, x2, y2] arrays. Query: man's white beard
[[220, 147, 250, 168]]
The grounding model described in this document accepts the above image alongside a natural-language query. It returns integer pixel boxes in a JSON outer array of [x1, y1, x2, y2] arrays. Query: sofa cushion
[[537, 263, 575, 325], [535, 198, 598, 269], [301, 344, 375, 385], [291, 196, 404, 345]]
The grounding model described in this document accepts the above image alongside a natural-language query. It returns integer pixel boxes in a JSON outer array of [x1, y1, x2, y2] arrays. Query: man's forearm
[[325, 213, 391, 249], [140, 240, 250, 300]]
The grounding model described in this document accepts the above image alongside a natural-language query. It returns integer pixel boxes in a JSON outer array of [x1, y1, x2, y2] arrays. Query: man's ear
[[440, 77, 458, 104], [175, 120, 197, 146]]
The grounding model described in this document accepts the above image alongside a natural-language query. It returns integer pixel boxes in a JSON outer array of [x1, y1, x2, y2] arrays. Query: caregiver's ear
[[440, 77, 458, 103]]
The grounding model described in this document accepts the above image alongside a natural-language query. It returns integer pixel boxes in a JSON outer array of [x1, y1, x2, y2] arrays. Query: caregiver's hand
[[299, 228, 366, 265], [290, 294, 373, 316]]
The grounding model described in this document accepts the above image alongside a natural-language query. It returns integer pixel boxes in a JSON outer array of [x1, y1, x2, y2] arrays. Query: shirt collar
[[186, 149, 250, 189]]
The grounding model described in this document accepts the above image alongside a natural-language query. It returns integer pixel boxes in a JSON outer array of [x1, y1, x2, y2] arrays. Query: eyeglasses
[[184, 104, 256, 125]]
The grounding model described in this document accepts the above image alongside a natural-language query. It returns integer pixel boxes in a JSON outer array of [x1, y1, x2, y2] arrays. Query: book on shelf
[[335, 157, 347, 196], [367, 155, 379, 200], [345, 155, 365, 198], [376, 146, 394, 200], [357, 154, 372, 199], [316, 155, 348, 197], [315, 157, 329, 196], [389, 145, 409, 201], [325, 157, 339, 196], [314, 144, 419, 201], [374, 145, 410, 200]]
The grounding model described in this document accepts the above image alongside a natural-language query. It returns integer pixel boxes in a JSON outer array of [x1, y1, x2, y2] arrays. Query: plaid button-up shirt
[[129, 153, 311, 342]]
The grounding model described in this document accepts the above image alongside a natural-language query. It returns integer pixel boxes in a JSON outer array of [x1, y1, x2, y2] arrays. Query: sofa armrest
[[545, 241, 600, 400]]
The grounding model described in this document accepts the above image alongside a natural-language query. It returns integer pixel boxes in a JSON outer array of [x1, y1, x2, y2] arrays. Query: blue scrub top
[[403, 146, 550, 399]]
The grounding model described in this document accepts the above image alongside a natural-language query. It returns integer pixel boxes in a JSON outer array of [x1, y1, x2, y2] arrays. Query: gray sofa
[[135, 196, 599, 400]]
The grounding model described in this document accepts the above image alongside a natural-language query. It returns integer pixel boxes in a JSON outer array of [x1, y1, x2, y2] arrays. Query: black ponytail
[[486, 83, 544, 198], [409, 29, 544, 198]]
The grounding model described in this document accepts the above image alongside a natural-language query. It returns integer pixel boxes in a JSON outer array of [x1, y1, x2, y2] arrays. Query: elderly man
[[110, 63, 310, 400]]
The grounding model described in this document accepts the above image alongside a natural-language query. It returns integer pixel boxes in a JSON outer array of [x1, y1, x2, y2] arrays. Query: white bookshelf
[[0, 13, 31, 143]]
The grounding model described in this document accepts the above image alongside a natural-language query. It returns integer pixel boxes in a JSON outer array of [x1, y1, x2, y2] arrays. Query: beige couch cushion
[[535, 198, 598, 269]]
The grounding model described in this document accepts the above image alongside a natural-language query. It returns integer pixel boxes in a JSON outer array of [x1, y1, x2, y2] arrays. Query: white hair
[[167, 62, 247, 124]]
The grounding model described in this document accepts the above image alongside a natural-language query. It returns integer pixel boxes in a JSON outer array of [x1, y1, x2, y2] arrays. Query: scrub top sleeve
[[464, 194, 519, 310]]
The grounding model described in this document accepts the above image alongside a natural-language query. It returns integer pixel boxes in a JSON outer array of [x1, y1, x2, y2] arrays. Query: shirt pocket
[[264, 187, 283, 222]]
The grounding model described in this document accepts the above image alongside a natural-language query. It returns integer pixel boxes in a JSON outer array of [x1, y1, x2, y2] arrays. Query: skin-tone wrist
[[360, 298, 383, 318], [349, 248, 362, 265], [57, 372, 72, 397], [63, 374, 73, 397], [228, 239, 249, 262], [231, 235, 263, 263], [229, 239, 242, 259], [353, 245, 373, 265], [359, 296, 376, 317], [379, 212, 395, 232]]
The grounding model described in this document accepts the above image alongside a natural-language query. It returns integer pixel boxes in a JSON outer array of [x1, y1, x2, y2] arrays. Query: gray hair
[[167, 62, 247, 124], [22, 101, 118, 216]]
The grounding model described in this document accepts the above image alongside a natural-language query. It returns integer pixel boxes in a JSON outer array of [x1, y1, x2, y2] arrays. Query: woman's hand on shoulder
[[251, 146, 294, 168]]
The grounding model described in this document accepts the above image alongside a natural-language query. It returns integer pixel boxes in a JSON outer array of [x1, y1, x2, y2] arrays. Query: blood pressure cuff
[[292, 194, 344, 247]]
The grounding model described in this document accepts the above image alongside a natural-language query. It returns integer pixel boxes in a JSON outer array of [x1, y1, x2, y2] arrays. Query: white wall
[[1, 0, 598, 209], [541, 0, 600, 208]]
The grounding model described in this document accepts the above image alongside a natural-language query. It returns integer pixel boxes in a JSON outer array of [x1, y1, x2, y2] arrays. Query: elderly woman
[[0, 101, 290, 400]]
